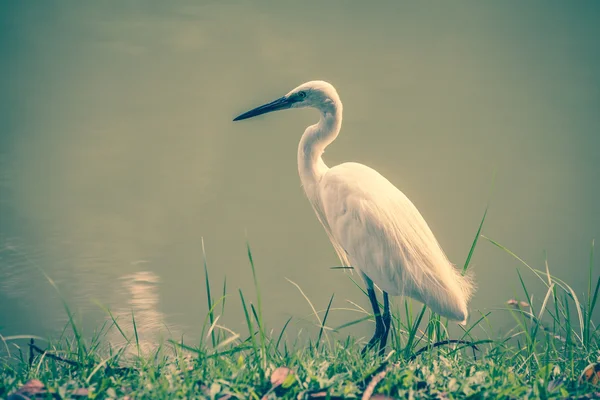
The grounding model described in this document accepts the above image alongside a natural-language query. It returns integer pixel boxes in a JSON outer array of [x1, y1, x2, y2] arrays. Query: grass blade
[[333, 315, 373, 332], [316, 294, 334, 350], [275, 317, 293, 351], [131, 310, 140, 359], [246, 242, 267, 367], [94, 301, 130, 344], [215, 334, 241, 350], [221, 276, 228, 315], [462, 204, 488, 274], [463, 170, 495, 274], [286, 278, 322, 326], [405, 304, 428, 358], [238, 289, 259, 362], [201, 238, 216, 348]]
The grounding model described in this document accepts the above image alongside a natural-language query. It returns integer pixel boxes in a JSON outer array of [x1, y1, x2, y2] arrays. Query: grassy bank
[[1, 235, 599, 399]]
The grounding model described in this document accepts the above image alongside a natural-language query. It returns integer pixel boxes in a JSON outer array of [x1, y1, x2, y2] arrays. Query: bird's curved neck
[[297, 105, 342, 189]]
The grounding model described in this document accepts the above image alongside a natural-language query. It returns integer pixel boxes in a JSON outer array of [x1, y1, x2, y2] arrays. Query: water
[[1, 1, 599, 348]]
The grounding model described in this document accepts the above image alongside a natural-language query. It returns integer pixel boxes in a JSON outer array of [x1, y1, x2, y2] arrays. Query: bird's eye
[[298, 91, 307, 99]]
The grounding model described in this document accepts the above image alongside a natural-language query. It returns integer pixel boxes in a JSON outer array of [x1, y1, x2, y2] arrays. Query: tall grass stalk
[[246, 242, 267, 369], [201, 238, 217, 349]]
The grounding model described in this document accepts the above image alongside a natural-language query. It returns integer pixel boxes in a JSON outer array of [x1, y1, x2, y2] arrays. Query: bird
[[233, 80, 474, 354]]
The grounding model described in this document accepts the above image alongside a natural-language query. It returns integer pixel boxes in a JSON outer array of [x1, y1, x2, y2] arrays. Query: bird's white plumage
[[319, 162, 472, 323]]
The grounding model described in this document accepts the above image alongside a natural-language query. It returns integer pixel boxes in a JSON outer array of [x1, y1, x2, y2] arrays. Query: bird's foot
[[361, 333, 382, 356], [362, 329, 390, 356], [378, 316, 391, 356], [377, 342, 387, 356]]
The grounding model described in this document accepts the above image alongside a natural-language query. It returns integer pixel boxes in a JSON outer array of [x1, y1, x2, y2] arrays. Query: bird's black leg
[[361, 276, 384, 355], [379, 292, 391, 355]]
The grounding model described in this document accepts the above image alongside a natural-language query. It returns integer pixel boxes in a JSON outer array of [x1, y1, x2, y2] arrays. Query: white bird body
[[314, 162, 470, 322], [234, 80, 474, 351]]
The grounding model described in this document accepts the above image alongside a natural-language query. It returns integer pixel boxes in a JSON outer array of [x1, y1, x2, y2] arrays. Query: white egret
[[233, 81, 474, 353]]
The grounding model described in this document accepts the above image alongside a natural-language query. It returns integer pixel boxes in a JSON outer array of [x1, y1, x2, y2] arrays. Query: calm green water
[[1, 1, 599, 348]]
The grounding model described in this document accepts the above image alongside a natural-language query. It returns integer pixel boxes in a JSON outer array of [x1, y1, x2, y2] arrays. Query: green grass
[[1, 229, 599, 398]]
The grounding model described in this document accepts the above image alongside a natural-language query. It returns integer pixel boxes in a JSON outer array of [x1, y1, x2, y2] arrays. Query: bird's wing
[[318, 162, 473, 322]]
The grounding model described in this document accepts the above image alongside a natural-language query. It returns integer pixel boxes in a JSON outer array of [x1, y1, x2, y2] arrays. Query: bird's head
[[233, 80, 341, 122]]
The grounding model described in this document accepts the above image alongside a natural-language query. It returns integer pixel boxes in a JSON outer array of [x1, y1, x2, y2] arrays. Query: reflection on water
[[109, 271, 171, 356], [0, 236, 172, 347]]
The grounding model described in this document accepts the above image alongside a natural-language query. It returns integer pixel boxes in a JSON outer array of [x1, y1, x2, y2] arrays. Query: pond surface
[[1, 1, 599, 349]]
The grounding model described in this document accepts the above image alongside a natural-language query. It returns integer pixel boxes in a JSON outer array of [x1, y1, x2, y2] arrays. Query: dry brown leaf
[[72, 387, 90, 397], [270, 366, 292, 387], [579, 362, 600, 385], [7, 379, 47, 400]]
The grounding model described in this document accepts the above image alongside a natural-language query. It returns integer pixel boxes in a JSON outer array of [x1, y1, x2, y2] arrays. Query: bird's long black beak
[[233, 96, 292, 121]]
